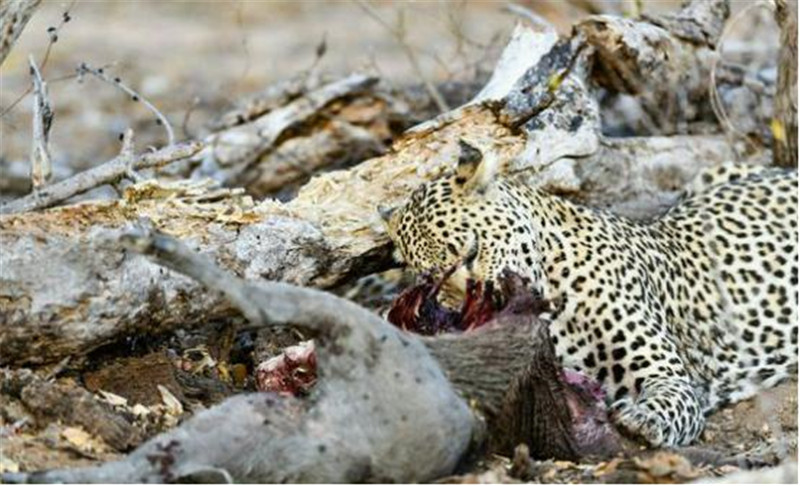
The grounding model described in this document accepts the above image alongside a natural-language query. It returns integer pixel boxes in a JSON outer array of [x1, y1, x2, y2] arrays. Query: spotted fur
[[383, 146, 798, 447]]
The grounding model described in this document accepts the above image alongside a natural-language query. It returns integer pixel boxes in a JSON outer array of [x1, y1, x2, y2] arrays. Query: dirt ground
[[0, 1, 795, 484]]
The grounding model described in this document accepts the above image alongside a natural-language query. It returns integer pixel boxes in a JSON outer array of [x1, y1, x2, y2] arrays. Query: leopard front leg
[[610, 375, 707, 447]]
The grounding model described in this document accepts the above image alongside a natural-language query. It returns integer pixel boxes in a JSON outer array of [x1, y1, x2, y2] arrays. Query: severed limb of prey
[[1, 226, 474, 483]]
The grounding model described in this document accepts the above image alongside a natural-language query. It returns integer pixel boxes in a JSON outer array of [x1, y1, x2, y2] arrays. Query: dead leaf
[[97, 390, 128, 407], [633, 451, 699, 481], [593, 457, 622, 477], [157, 385, 183, 416], [131, 404, 151, 417], [0, 455, 19, 474], [61, 426, 108, 454], [61, 427, 93, 447]]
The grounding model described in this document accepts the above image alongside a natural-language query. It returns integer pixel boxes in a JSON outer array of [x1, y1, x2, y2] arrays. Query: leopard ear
[[377, 204, 396, 223], [455, 139, 498, 193]]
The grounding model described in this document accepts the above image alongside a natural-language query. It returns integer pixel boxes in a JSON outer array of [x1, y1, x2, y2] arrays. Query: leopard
[[381, 140, 798, 448]]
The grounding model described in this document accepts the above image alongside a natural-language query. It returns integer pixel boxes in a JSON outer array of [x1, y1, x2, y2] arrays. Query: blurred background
[[0, 1, 779, 195]]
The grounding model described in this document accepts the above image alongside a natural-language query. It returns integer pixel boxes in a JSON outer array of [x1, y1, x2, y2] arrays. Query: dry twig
[[77, 62, 176, 146], [28, 54, 53, 189], [0, 140, 203, 215], [0, 1, 77, 119], [40, 1, 77, 71]]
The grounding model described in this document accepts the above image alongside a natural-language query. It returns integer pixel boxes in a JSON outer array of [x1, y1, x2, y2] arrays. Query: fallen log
[[7, 229, 787, 483], [191, 74, 381, 191], [0, 1, 774, 366], [0, 229, 476, 483], [193, 74, 489, 199], [1, 229, 620, 483]]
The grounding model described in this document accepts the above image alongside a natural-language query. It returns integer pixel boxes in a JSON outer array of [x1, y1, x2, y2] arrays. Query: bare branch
[[2, 63, 114, 122], [28, 54, 53, 189], [0, 141, 203, 215], [77, 62, 176, 146], [504, 3, 557, 34], [39, 0, 77, 71], [0, 0, 76, 119], [0, 0, 42, 67]]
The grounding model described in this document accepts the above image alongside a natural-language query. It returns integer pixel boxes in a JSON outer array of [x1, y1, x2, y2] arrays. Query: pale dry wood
[[643, 0, 729, 46], [0, 141, 203, 214], [27, 54, 52, 189], [192, 74, 378, 188], [577, 0, 772, 140], [193, 75, 488, 198]]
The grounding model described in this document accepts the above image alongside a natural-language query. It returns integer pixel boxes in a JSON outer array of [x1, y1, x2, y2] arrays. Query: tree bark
[[773, 0, 798, 168], [0, 0, 41, 68]]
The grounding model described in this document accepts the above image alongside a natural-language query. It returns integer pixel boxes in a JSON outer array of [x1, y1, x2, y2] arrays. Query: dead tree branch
[[773, 0, 797, 168], [0, 0, 41, 67], [0, 1, 76, 119], [191, 73, 378, 188], [77, 62, 176, 146], [0, 141, 203, 215], [28, 54, 53, 189]]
